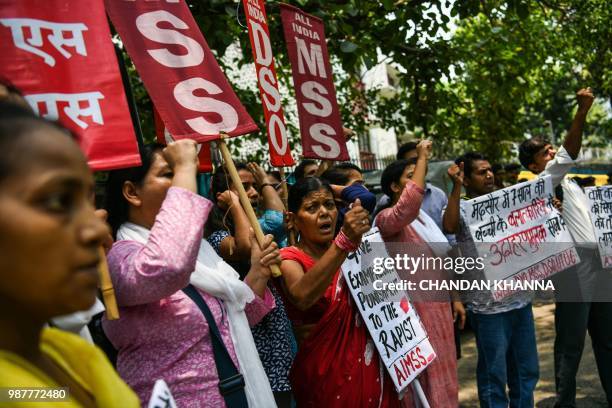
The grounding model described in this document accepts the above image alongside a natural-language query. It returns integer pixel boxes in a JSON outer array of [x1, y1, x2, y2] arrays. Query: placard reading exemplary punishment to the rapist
[[0, 0, 141, 171], [585, 185, 612, 268], [341, 228, 436, 394], [463, 175, 580, 300]]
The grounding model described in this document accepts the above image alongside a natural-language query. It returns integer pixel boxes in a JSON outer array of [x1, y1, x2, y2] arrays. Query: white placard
[[585, 185, 612, 268], [341, 228, 436, 394], [463, 176, 579, 300], [147, 379, 177, 408]]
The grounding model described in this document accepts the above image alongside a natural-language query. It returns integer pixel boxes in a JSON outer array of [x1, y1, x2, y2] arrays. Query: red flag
[[0, 0, 141, 171], [243, 0, 294, 167], [105, 0, 258, 143], [279, 3, 348, 161], [154, 107, 212, 173]]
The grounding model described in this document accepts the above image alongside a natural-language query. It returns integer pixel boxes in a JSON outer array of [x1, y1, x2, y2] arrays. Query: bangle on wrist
[[260, 183, 274, 191], [334, 229, 360, 252]]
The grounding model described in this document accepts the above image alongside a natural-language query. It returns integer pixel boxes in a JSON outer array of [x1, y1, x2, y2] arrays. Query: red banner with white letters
[[243, 0, 294, 167], [154, 107, 212, 173], [0, 0, 141, 171], [105, 0, 258, 143], [279, 3, 348, 161]]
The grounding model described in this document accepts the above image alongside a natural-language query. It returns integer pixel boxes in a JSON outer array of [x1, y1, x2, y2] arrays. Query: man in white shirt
[[519, 88, 612, 407]]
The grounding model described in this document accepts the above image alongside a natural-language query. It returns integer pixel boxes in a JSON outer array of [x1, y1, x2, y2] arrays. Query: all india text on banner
[[279, 3, 349, 161]]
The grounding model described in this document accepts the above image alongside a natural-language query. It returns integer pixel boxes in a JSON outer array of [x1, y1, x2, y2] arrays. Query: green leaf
[[340, 40, 358, 53]]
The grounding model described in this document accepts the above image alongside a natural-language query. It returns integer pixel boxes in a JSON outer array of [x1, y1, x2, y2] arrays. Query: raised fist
[[576, 87, 594, 113], [447, 163, 464, 185], [416, 139, 433, 159]]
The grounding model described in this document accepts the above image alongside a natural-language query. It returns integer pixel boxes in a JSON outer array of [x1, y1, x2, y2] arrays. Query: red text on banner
[[105, 0, 258, 143], [242, 0, 294, 167], [0, 0, 141, 171], [279, 3, 348, 161]]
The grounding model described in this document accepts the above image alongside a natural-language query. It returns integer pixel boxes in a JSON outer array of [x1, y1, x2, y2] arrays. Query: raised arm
[[248, 162, 284, 212], [215, 190, 252, 261], [411, 140, 431, 190], [110, 140, 213, 306], [280, 202, 370, 310], [563, 88, 594, 159], [375, 140, 431, 235], [443, 163, 464, 234], [375, 180, 424, 236]]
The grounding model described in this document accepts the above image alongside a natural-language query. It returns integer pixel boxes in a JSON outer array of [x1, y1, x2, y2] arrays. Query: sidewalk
[[458, 303, 608, 407]]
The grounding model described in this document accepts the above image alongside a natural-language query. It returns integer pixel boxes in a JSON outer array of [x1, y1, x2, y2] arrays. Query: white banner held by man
[[341, 228, 436, 395], [585, 185, 612, 268], [463, 175, 580, 300]]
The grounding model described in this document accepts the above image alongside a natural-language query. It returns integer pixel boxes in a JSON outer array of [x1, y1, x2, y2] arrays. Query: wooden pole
[[98, 247, 119, 320], [279, 167, 289, 209], [218, 137, 282, 277], [279, 167, 296, 246]]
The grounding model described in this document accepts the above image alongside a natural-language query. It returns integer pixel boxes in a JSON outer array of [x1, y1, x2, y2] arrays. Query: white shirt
[[539, 146, 596, 244]]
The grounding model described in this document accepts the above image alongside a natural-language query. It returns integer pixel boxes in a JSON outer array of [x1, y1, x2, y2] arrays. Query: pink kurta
[[375, 179, 458, 407], [103, 187, 274, 407]]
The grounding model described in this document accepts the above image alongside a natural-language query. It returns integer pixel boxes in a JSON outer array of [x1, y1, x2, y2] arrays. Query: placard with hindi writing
[[585, 185, 612, 268], [463, 176, 580, 300]]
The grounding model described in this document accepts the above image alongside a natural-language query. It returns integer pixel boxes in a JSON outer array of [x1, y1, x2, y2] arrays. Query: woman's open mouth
[[319, 221, 333, 234]]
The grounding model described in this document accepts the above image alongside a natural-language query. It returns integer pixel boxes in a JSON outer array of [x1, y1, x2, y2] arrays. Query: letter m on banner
[[279, 3, 348, 161], [105, 0, 258, 142], [243, 0, 294, 166]]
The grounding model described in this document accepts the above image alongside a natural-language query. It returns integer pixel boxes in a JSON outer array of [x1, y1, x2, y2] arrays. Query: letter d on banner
[[279, 3, 348, 161], [242, 0, 294, 166]]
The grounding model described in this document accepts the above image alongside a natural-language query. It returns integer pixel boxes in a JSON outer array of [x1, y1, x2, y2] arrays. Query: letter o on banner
[[268, 114, 288, 155]]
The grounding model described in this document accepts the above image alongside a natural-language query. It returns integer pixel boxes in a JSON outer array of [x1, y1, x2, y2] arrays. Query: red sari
[[279, 246, 400, 408]]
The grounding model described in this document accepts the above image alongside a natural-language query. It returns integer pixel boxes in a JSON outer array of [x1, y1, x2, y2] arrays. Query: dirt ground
[[458, 303, 608, 407]]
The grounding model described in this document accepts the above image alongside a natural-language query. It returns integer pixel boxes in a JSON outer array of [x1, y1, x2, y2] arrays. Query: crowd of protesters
[[0, 79, 611, 408]]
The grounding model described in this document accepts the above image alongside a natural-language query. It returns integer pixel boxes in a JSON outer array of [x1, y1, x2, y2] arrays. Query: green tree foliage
[[122, 0, 610, 164]]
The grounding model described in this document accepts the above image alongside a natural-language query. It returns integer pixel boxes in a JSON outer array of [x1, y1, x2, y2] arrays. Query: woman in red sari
[[278, 177, 400, 407]]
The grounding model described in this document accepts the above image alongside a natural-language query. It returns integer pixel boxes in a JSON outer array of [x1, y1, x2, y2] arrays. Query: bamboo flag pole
[[279, 167, 296, 246], [218, 135, 282, 277], [98, 247, 119, 320], [279, 167, 289, 209]]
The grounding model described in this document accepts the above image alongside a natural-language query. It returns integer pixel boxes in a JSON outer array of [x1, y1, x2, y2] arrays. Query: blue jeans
[[468, 304, 539, 408]]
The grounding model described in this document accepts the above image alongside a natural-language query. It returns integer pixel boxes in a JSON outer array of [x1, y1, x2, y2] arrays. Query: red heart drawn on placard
[[427, 354, 435, 363], [400, 297, 409, 313]]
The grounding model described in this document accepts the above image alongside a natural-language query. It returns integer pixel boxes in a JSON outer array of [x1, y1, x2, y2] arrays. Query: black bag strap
[[182, 284, 248, 408]]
